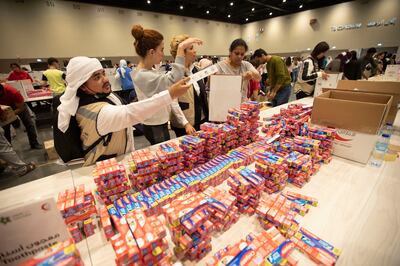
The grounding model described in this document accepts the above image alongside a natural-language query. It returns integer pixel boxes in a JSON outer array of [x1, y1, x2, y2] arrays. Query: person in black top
[[361, 48, 377, 79], [343, 51, 362, 80]]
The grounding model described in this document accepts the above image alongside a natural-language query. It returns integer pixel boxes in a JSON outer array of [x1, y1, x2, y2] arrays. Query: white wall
[[1, 0, 399, 60], [0, 0, 241, 59], [241, 0, 400, 53]]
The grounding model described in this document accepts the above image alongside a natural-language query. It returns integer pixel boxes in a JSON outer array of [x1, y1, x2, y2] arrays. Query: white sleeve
[[97, 90, 173, 135], [170, 99, 189, 127]]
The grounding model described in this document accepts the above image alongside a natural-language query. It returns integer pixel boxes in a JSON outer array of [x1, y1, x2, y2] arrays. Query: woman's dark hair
[[10, 63, 20, 69], [131, 24, 164, 58], [47, 57, 59, 65], [350, 50, 357, 61], [285, 57, 292, 67], [229, 39, 248, 52], [311, 41, 330, 59]]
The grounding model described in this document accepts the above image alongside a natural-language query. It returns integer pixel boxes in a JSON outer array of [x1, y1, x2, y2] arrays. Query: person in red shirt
[[0, 83, 43, 149], [7, 63, 33, 82]]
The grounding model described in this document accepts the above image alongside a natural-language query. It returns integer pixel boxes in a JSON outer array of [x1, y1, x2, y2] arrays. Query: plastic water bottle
[[380, 123, 394, 137], [369, 134, 390, 167]]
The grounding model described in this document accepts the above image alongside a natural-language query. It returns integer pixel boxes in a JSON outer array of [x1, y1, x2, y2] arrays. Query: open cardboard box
[[311, 90, 393, 164], [322, 80, 400, 123]]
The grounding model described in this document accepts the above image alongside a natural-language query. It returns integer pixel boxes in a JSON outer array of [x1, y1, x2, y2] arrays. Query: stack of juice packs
[[163, 192, 214, 261], [20, 238, 83, 266], [198, 123, 225, 161], [109, 208, 171, 266], [99, 205, 115, 241], [290, 227, 341, 266], [256, 192, 317, 236], [176, 154, 241, 192], [56, 184, 98, 243], [285, 151, 313, 188], [157, 142, 184, 179], [202, 186, 240, 232], [307, 126, 336, 164], [292, 136, 323, 175], [227, 167, 264, 215], [221, 124, 239, 154], [263, 104, 312, 138], [127, 149, 159, 190], [240, 101, 261, 143], [179, 135, 206, 170], [206, 226, 297, 266], [93, 158, 130, 205], [255, 151, 289, 194]]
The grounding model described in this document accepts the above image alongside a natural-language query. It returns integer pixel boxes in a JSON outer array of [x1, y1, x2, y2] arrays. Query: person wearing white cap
[[57, 56, 190, 166]]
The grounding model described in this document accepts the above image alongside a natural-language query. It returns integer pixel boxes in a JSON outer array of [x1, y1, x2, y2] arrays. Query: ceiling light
[[101, 57, 105, 60], [283, 0, 286, 2], [147, 0, 151, 4], [269, 12, 273, 16], [299, 4, 303, 8], [246, 18, 248, 21], [307, 48, 311, 51], [332, 46, 336, 49], [252, 7, 255, 12], [377, 43, 382, 46], [36, 59, 42, 62], [206, 10, 209, 14], [180, 5, 183, 10], [230, 2, 234, 6], [227, 14, 231, 18]]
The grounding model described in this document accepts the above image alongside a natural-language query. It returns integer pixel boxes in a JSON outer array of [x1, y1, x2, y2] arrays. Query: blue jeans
[[272, 84, 291, 107]]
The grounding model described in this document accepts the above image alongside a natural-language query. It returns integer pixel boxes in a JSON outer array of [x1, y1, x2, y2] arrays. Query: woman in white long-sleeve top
[[130, 24, 202, 145], [56, 56, 190, 166]]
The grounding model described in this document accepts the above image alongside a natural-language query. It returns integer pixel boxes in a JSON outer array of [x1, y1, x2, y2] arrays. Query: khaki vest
[[76, 102, 127, 166], [170, 85, 195, 128]]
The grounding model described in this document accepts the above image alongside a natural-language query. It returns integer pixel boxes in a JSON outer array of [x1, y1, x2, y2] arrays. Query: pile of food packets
[[56, 184, 98, 243], [99, 205, 114, 241], [255, 151, 289, 193], [290, 227, 341, 266], [179, 135, 206, 170], [285, 151, 313, 188], [199, 123, 225, 160], [202, 186, 240, 232], [256, 191, 318, 235], [128, 149, 159, 190], [227, 167, 264, 215], [109, 209, 171, 266], [307, 126, 336, 164], [221, 124, 239, 154], [157, 143, 184, 179], [20, 238, 83, 266], [206, 226, 297, 266], [162, 192, 214, 261], [93, 158, 130, 205]]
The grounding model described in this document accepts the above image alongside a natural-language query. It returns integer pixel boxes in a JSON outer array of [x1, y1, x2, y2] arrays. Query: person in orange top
[[7, 63, 33, 82]]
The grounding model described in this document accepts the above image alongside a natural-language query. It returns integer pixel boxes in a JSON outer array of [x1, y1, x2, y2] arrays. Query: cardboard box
[[0, 105, 17, 126], [323, 80, 400, 123], [314, 73, 343, 97], [44, 140, 59, 160], [311, 90, 392, 164]]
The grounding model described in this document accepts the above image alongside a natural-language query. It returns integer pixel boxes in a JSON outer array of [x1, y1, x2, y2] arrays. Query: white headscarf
[[57, 56, 103, 133], [119, 59, 127, 78]]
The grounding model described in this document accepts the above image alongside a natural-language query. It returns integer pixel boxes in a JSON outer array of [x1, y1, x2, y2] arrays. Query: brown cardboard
[[334, 80, 400, 123], [44, 140, 59, 160], [311, 91, 392, 134], [0, 105, 17, 127]]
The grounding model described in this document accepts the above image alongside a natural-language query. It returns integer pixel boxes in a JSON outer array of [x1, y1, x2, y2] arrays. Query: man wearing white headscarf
[[58, 56, 190, 166], [115, 59, 136, 103]]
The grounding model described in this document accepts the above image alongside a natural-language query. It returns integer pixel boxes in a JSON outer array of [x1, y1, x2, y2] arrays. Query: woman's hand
[[168, 77, 191, 99], [184, 123, 196, 135], [243, 71, 253, 80]]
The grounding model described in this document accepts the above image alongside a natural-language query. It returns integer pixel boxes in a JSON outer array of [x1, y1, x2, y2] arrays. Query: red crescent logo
[[41, 203, 50, 211], [335, 134, 352, 141]]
